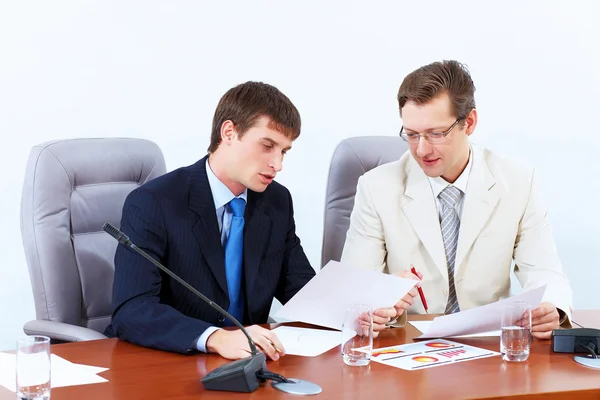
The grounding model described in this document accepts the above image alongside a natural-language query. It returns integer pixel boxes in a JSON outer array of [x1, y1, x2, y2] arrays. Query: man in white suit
[[341, 60, 572, 339]]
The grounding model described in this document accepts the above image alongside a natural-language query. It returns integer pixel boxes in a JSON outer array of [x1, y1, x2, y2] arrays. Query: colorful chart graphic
[[425, 342, 454, 349], [368, 340, 500, 371], [412, 356, 439, 363], [439, 349, 466, 358], [372, 349, 404, 357]]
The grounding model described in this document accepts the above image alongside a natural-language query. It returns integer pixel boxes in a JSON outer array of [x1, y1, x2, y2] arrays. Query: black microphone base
[[201, 352, 267, 393]]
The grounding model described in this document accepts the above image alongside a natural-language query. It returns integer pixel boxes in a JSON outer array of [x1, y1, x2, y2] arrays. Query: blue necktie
[[225, 198, 245, 324]]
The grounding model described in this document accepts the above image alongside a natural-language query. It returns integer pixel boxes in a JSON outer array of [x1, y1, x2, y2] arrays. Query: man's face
[[401, 93, 475, 183], [227, 116, 293, 193]]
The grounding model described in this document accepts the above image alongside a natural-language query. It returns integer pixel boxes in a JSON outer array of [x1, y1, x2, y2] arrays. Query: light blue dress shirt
[[195, 159, 247, 352]]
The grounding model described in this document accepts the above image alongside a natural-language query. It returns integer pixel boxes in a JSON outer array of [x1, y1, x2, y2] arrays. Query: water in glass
[[341, 304, 373, 366], [16, 336, 51, 400], [501, 325, 531, 362]]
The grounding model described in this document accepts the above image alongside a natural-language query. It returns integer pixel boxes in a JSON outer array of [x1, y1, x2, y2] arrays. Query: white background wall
[[1, 1, 598, 351]]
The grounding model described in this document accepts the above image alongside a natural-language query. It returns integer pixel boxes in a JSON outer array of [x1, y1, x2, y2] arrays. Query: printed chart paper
[[366, 339, 499, 370]]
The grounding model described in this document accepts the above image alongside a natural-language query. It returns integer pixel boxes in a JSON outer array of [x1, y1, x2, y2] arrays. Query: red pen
[[411, 265, 428, 314]]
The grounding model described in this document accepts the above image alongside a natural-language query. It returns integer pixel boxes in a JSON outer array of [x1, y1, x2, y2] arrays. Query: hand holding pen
[[410, 264, 428, 314], [391, 268, 425, 317]]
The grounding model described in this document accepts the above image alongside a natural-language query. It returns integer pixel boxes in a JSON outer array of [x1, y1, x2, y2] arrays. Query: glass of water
[[500, 301, 532, 362], [16, 335, 51, 400], [341, 304, 373, 366]]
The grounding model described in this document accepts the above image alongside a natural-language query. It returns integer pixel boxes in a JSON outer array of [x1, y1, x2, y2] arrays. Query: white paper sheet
[[410, 321, 501, 338], [271, 326, 342, 357], [415, 286, 546, 339], [274, 260, 419, 330], [0, 353, 108, 393]]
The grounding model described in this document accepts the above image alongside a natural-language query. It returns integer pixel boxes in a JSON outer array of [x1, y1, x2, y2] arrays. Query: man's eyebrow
[[261, 137, 292, 151], [403, 125, 448, 133]]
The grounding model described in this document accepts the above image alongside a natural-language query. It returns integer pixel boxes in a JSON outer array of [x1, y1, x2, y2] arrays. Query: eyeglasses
[[400, 118, 463, 144]]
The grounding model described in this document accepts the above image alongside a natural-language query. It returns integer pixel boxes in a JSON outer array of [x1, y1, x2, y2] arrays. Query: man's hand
[[392, 269, 422, 316], [531, 302, 560, 339], [365, 270, 422, 338], [362, 307, 396, 338], [206, 325, 285, 360]]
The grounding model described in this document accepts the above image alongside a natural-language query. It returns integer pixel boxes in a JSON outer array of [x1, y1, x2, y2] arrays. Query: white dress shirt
[[196, 159, 247, 352], [427, 147, 473, 220]]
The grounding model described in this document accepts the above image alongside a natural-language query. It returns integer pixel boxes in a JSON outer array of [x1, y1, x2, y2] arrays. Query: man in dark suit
[[105, 82, 316, 361]]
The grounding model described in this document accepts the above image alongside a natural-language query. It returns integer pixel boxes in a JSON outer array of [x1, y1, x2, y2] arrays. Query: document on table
[[0, 353, 108, 393], [414, 286, 546, 339], [274, 260, 419, 330], [271, 326, 342, 357], [410, 321, 501, 338], [365, 339, 499, 370]]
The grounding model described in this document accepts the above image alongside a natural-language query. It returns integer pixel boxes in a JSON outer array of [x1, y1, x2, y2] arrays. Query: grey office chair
[[20, 138, 166, 342], [321, 136, 409, 267]]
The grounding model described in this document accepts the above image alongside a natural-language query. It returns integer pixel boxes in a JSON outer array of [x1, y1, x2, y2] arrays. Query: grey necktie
[[439, 185, 462, 314]]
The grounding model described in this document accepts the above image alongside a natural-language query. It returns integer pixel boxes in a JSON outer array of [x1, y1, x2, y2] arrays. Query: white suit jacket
[[341, 145, 572, 325]]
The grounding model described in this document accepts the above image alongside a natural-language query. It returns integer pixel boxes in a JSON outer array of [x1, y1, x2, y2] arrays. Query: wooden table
[[2, 310, 599, 399]]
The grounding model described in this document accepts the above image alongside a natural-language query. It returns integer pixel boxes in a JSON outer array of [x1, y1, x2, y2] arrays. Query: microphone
[[104, 223, 322, 395], [103, 223, 268, 393]]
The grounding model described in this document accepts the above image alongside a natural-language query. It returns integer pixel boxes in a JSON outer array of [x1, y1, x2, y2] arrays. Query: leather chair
[[321, 136, 408, 267], [20, 138, 166, 341]]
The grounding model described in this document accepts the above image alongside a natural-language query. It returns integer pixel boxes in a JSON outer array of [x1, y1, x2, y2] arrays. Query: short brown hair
[[208, 81, 301, 153], [397, 60, 476, 120]]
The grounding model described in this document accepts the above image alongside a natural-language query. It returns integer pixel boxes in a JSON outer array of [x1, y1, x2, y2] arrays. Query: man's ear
[[465, 108, 478, 137], [220, 120, 236, 145]]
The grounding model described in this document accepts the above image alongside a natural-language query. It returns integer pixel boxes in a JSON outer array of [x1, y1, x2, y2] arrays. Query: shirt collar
[[205, 159, 247, 211], [428, 145, 473, 198]]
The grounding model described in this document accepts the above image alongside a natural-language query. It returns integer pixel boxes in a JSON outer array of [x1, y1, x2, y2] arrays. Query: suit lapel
[[454, 148, 500, 275], [189, 157, 229, 296], [243, 190, 271, 300], [402, 160, 448, 279]]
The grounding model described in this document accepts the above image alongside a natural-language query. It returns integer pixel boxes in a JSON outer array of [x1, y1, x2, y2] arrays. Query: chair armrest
[[23, 320, 108, 342]]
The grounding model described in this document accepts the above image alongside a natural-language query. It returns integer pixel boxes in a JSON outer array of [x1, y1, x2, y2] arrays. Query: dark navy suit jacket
[[104, 156, 315, 354]]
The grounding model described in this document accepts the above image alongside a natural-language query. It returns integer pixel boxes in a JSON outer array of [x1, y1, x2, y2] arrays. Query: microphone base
[[201, 352, 267, 393], [272, 378, 323, 395], [574, 355, 600, 370]]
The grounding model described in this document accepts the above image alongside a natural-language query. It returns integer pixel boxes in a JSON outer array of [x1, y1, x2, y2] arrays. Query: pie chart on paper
[[412, 356, 439, 363], [424, 342, 454, 349]]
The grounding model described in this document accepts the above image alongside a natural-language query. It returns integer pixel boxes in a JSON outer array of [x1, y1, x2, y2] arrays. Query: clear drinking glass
[[16, 336, 51, 400], [341, 304, 373, 366], [500, 301, 532, 362]]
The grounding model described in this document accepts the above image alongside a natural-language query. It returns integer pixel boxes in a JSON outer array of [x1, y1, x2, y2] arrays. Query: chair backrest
[[20, 138, 166, 333], [321, 136, 409, 267]]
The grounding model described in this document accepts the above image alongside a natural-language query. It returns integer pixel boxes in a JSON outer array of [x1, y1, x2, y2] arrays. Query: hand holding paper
[[388, 269, 422, 320], [415, 286, 546, 339], [274, 261, 419, 330]]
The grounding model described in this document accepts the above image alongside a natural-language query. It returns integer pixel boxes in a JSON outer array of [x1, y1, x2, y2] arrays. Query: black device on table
[[552, 328, 600, 359]]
